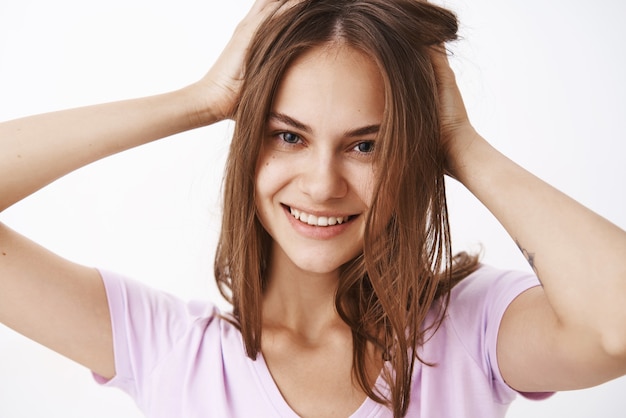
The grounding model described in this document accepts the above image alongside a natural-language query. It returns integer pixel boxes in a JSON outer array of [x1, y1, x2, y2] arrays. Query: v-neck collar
[[248, 351, 390, 417]]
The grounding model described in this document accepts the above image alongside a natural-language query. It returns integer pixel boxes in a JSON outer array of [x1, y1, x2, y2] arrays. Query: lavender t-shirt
[[95, 264, 550, 417]]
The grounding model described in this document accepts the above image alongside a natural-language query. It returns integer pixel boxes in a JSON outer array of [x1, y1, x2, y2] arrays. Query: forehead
[[271, 44, 385, 131]]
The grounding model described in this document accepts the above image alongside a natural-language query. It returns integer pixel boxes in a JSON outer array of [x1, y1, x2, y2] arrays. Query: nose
[[298, 151, 348, 202]]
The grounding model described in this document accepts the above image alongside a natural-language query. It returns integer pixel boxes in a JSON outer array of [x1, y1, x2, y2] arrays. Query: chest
[[261, 341, 372, 418], [135, 311, 514, 417]]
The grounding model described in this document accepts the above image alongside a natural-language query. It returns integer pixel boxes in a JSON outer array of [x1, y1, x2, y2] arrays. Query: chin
[[293, 261, 342, 276], [268, 236, 363, 277], [289, 253, 359, 276]]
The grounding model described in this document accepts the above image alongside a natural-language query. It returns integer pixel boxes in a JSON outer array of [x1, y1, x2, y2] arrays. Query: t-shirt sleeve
[[447, 264, 554, 403], [92, 269, 216, 399]]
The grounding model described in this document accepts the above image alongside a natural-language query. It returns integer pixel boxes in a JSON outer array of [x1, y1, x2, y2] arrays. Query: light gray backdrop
[[0, 0, 624, 416]]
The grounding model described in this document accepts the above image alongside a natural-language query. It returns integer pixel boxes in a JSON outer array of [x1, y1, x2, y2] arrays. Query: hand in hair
[[430, 43, 626, 396], [429, 46, 481, 180], [192, 0, 302, 124]]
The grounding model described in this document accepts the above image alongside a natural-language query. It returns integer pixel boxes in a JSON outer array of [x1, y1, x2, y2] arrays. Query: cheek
[[253, 163, 273, 235], [351, 166, 376, 209], [255, 154, 276, 196], [254, 153, 291, 209], [254, 164, 270, 218]]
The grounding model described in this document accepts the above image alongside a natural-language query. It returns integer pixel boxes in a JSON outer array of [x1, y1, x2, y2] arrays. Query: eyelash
[[276, 132, 375, 155], [354, 141, 375, 154], [277, 132, 302, 145]]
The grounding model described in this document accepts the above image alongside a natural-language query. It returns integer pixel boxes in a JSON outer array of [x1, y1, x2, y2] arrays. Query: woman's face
[[255, 43, 385, 276]]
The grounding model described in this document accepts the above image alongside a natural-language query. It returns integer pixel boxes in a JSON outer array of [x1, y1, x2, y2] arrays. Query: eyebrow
[[269, 112, 380, 138]]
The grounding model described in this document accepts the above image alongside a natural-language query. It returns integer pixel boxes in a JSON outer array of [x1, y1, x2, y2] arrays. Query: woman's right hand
[[190, 0, 300, 124]]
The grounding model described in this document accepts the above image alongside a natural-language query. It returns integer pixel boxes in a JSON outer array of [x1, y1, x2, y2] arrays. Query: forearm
[[455, 134, 626, 350], [0, 85, 218, 211]]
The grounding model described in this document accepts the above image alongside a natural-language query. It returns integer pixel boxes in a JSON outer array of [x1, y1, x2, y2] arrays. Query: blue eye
[[355, 141, 375, 153], [279, 132, 300, 144]]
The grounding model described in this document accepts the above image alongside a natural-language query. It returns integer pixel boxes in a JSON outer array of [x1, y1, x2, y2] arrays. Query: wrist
[[444, 126, 485, 182], [179, 81, 229, 130], [448, 132, 522, 203]]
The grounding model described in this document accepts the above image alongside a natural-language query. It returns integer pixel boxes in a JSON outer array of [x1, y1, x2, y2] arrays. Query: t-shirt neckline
[[249, 351, 388, 417]]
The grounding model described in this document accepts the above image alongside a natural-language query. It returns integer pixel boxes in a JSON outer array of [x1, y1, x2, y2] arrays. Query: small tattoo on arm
[[515, 239, 537, 273]]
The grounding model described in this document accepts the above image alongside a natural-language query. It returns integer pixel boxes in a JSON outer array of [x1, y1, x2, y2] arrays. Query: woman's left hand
[[429, 46, 481, 180], [429, 46, 626, 396]]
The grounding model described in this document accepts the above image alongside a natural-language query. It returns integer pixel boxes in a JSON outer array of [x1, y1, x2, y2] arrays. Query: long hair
[[214, 1, 479, 416]]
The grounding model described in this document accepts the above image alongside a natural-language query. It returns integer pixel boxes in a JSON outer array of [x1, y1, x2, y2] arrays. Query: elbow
[[599, 318, 626, 364], [597, 276, 626, 362], [602, 334, 626, 361]]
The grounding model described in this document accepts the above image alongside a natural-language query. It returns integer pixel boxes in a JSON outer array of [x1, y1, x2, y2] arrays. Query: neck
[[262, 247, 343, 339]]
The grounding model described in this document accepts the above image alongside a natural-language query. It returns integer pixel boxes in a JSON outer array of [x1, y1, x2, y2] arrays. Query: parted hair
[[214, 1, 479, 416]]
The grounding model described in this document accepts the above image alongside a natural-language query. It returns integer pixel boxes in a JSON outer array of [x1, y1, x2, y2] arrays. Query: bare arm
[[431, 49, 626, 391], [0, 0, 291, 378], [0, 88, 218, 212], [0, 86, 214, 379]]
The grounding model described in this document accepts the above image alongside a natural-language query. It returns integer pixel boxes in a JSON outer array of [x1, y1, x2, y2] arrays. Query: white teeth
[[289, 207, 350, 227]]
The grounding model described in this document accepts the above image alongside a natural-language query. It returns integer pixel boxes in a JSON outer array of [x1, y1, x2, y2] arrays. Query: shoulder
[[96, 269, 242, 386], [96, 270, 280, 417], [424, 263, 541, 340], [412, 265, 544, 408], [443, 264, 541, 350], [98, 268, 226, 329], [448, 264, 540, 312]]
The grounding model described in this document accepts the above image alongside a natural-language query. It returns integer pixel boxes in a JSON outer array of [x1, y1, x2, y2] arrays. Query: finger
[[238, 0, 286, 35], [428, 45, 451, 71], [428, 44, 457, 85], [236, 0, 304, 44], [247, 0, 282, 16], [273, 0, 305, 17], [247, 0, 298, 20]]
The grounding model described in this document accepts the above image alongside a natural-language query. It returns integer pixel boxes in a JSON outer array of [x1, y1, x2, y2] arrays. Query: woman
[[1, 0, 625, 417]]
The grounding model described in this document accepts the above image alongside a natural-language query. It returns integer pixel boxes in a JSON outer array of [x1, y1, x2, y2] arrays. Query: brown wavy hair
[[215, 0, 479, 416]]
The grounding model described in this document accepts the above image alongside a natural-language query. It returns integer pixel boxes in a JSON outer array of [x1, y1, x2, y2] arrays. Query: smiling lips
[[289, 206, 354, 227]]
